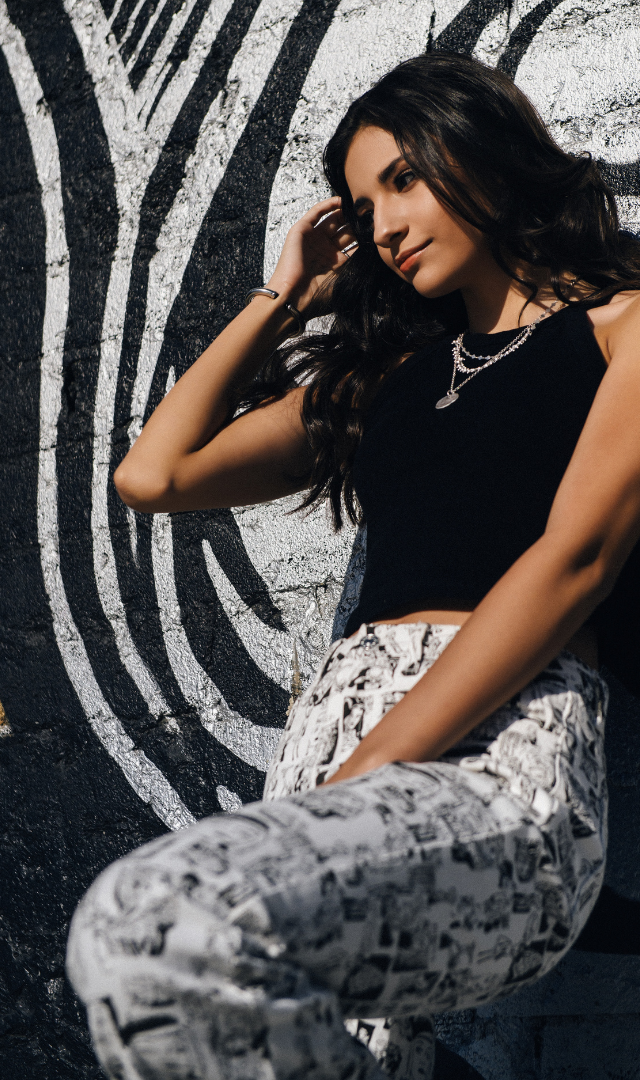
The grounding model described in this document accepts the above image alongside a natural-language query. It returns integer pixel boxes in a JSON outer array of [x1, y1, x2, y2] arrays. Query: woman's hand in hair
[[114, 203, 356, 515], [266, 195, 357, 316]]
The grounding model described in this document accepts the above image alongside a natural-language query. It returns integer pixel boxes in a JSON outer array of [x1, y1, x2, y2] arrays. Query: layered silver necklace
[[435, 303, 559, 410]]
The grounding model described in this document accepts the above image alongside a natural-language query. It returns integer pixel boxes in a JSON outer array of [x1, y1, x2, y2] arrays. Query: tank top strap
[[556, 300, 608, 372]]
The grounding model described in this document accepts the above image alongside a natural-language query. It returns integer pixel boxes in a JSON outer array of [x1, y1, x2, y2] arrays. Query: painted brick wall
[[1, 2, 639, 1076]]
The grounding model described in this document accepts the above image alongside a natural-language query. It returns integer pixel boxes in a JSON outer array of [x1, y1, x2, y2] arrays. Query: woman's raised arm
[[114, 196, 355, 513]]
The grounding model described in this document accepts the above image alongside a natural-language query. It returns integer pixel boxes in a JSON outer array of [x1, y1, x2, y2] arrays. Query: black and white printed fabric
[[66, 623, 608, 1080]]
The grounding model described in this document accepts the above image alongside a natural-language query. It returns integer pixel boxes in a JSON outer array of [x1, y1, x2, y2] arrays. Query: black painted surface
[[0, 28, 164, 1076], [434, 1041, 488, 1080]]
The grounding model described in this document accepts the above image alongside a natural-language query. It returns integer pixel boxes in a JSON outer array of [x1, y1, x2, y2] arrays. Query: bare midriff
[[369, 605, 599, 671]]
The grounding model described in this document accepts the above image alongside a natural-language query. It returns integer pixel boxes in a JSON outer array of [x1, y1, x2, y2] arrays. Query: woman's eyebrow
[[378, 154, 404, 185], [353, 155, 405, 213]]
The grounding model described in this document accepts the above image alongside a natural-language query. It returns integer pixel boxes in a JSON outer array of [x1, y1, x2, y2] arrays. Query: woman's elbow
[[113, 460, 171, 513], [539, 531, 615, 605], [563, 541, 621, 606]]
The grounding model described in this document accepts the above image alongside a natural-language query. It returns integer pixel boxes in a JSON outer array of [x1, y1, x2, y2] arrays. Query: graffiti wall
[[1, 1, 640, 1076]]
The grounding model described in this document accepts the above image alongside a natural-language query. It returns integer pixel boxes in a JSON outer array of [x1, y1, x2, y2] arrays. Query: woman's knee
[[66, 816, 264, 1009], [66, 817, 380, 1080]]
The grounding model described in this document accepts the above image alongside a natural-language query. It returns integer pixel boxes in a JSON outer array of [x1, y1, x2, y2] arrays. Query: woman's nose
[[373, 203, 406, 249]]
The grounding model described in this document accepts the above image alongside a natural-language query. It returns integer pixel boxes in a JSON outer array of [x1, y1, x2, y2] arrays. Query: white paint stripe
[[109, 0, 127, 26], [141, 0, 235, 134], [151, 514, 281, 771], [91, 216, 170, 719], [118, 0, 147, 50], [65, 1, 146, 167], [65, 1, 221, 726], [125, 0, 173, 74], [130, 0, 305, 440], [0, 3, 195, 832], [202, 539, 293, 690], [216, 784, 243, 812], [133, 0, 215, 122], [65, 0, 288, 754], [63, 1, 173, 720], [472, 6, 516, 67]]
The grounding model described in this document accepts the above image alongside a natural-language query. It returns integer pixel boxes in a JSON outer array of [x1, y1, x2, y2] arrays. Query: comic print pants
[[66, 622, 608, 1080]]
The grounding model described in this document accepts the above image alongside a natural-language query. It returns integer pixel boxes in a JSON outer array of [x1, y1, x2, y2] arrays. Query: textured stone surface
[[1, 1, 640, 1076]]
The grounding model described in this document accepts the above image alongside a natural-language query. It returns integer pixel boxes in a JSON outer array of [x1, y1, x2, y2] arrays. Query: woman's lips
[[396, 242, 430, 273]]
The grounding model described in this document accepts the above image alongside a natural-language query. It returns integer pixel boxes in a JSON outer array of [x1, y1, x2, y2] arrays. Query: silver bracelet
[[244, 287, 306, 337], [245, 287, 279, 303]]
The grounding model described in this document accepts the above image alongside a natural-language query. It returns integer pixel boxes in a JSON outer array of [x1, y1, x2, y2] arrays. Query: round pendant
[[435, 391, 459, 409]]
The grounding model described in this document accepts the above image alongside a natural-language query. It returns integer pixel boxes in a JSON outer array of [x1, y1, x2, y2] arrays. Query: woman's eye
[[396, 169, 416, 190]]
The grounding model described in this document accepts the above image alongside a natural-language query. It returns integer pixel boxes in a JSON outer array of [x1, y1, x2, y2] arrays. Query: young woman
[[67, 54, 640, 1080]]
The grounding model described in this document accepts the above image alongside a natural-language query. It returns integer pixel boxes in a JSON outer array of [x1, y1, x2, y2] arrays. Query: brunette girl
[[67, 54, 640, 1080]]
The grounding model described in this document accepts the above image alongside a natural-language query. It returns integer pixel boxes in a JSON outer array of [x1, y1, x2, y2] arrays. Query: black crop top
[[345, 301, 640, 697]]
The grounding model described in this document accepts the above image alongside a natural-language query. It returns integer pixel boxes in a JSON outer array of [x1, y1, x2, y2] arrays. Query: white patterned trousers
[[66, 622, 608, 1080]]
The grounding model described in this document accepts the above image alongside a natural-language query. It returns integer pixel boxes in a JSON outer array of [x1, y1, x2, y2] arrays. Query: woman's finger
[[316, 219, 356, 251], [301, 196, 342, 228], [340, 240, 359, 259], [313, 209, 347, 237], [335, 222, 357, 243], [335, 223, 358, 250]]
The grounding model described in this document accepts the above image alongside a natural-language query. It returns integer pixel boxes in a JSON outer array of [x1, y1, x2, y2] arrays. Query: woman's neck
[[460, 263, 568, 334]]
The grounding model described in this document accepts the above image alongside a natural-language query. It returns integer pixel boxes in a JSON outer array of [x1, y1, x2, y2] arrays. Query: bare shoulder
[[587, 290, 640, 366]]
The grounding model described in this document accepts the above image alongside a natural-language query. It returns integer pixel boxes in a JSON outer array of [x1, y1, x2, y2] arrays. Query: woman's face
[[343, 125, 494, 298]]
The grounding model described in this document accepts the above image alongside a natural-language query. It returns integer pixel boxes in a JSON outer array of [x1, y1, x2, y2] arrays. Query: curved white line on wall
[[66, 0, 310, 754], [141, 0, 234, 135], [129, 0, 305, 442], [117, 0, 144, 41], [471, 0, 562, 69], [151, 514, 282, 771], [0, 2, 195, 832], [66, 0, 172, 720], [117, 0, 148, 51], [471, 5, 514, 66], [124, 0, 170, 73], [216, 784, 243, 812], [64, 0, 232, 726], [92, 215, 172, 718], [202, 540, 293, 690], [263, 0, 437, 278], [514, 0, 640, 229]]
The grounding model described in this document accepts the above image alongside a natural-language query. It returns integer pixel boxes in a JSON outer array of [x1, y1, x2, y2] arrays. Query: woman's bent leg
[[67, 765, 604, 1079], [67, 628, 607, 1080], [66, 801, 391, 1080]]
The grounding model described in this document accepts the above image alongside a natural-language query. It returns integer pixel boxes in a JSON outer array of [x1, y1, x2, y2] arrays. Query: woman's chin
[[412, 276, 461, 299]]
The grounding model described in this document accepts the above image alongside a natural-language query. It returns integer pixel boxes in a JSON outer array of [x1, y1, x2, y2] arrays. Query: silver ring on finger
[[342, 241, 358, 258]]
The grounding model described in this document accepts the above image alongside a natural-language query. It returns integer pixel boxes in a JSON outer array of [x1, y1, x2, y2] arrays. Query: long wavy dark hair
[[239, 52, 640, 528]]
